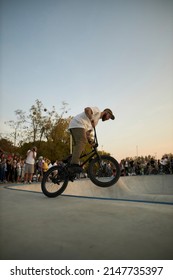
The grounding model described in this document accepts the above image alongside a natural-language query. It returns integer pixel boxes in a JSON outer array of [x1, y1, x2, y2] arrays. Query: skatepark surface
[[0, 175, 173, 260], [6, 174, 173, 204]]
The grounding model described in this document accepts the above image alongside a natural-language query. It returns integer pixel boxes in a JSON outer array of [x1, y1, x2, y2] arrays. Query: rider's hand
[[88, 138, 93, 145], [88, 139, 97, 148]]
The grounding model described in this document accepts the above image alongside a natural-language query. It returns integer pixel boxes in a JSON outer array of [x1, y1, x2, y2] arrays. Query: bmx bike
[[41, 128, 120, 197]]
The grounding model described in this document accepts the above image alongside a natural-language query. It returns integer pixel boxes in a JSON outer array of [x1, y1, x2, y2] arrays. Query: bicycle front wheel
[[41, 165, 69, 197], [88, 155, 120, 187]]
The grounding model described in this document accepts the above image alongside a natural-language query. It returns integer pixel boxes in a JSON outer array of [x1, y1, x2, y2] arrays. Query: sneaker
[[68, 164, 83, 174], [29, 181, 32, 184]]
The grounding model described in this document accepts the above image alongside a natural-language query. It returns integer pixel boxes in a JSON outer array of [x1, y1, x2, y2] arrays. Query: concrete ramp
[[7, 175, 173, 204], [63, 175, 173, 204]]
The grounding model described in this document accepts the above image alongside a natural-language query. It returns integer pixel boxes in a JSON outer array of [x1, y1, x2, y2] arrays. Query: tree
[[0, 138, 19, 154], [5, 109, 26, 146], [45, 116, 72, 161], [5, 99, 70, 146], [4, 99, 72, 161], [26, 99, 59, 143]]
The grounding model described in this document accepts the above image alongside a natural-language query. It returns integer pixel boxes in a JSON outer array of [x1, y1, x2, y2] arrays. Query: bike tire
[[41, 165, 69, 197], [88, 155, 120, 187]]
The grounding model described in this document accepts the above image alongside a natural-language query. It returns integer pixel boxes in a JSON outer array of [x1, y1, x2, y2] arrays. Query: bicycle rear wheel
[[41, 165, 69, 197], [88, 155, 120, 187]]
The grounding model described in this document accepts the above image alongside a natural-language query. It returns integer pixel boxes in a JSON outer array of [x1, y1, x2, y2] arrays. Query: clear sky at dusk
[[0, 0, 173, 161]]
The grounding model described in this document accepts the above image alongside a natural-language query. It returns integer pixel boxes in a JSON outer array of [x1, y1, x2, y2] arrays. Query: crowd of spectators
[[0, 153, 25, 184], [120, 155, 173, 176], [0, 150, 62, 184], [0, 149, 173, 184]]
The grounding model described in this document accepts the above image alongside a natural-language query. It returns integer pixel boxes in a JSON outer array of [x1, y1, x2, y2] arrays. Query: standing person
[[24, 146, 37, 184], [68, 107, 115, 173]]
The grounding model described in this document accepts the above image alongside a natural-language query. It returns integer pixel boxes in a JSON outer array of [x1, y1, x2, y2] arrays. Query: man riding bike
[[68, 107, 115, 173]]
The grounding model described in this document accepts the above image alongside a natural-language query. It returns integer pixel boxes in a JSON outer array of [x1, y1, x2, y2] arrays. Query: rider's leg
[[70, 128, 87, 165]]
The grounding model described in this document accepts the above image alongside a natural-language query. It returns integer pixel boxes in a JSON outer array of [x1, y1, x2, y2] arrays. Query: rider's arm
[[85, 107, 93, 119], [84, 107, 95, 127]]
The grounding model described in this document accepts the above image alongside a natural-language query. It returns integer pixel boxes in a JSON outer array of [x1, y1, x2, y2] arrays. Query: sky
[[0, 0, 173, 161]]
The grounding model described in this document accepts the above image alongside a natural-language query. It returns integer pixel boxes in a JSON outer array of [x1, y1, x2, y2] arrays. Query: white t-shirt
[[26, 150, 37, 164], [69, 107, 101, 131]]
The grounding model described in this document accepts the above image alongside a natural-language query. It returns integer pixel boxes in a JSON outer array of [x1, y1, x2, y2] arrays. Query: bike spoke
[[88, 155, 120, 187]]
